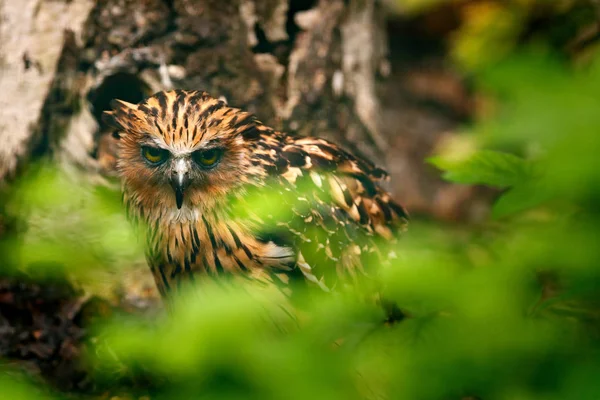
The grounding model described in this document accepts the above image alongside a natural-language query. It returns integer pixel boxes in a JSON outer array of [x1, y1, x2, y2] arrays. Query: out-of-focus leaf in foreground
[[428, 149, 532, 188], [2, 165, 143, 284], [0, 372, 58, 400], [93, 279, 377, 400], [421, 38, 600, 398], [432, 51, 600, 217]]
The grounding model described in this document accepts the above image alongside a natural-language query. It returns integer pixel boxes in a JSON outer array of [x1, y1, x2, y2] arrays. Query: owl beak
[[170, 171, 190, 209]]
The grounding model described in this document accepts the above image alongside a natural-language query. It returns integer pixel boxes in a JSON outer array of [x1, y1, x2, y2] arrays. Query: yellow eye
[[193, 148, 223, 168], [141, 146, 168, 164]]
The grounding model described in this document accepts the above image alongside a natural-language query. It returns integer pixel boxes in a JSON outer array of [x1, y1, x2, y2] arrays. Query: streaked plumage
[[103, 90, 408, 300]]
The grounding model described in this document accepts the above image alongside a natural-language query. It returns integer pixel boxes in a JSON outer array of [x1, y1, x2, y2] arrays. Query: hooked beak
[[170, 171, 190, 209]]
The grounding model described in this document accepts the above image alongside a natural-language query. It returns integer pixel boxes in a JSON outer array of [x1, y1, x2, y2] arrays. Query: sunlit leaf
[[429, 150, 532, 188]]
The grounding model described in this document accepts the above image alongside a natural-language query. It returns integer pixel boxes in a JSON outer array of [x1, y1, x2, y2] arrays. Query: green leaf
[[492, 179, 554, 219], [428, 150, 531, 188]]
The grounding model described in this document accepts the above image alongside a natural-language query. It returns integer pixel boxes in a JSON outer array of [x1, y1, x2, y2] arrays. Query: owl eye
[[141, 146, 169, 165], [193, 148, 223, 169]]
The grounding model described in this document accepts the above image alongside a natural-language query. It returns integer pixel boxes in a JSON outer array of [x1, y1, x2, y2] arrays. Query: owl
[[102, 90, 408, 308]]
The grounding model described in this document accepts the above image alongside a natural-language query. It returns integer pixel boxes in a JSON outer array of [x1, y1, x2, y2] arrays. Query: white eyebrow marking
[[142, 135, 169, 149], [142, 135, 194, 156]]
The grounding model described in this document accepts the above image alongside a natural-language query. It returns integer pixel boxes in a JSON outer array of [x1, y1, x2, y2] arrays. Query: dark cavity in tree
[[88, 72, 150, 126]]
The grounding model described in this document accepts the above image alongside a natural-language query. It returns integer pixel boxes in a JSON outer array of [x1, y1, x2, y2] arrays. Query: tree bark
[[0, 0, 391, 184], [0, 0, 95, 182]]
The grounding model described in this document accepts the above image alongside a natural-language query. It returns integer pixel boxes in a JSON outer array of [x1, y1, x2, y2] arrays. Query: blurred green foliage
[[1, 166, 142, 285], [2, 1, 600, 399], [0, 373, 58, 400]]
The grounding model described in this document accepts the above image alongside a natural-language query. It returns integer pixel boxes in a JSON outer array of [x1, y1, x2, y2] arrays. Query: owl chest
[[144, 217, 296, 292]]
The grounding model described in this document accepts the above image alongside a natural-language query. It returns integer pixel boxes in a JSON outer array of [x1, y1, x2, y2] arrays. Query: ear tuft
[[103, 98, 139, 130], [109, 99, 137, 110], [102, 110, 122, 130]]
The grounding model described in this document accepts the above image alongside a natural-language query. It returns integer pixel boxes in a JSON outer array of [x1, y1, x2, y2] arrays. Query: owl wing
[[243, 133, 408, 291]]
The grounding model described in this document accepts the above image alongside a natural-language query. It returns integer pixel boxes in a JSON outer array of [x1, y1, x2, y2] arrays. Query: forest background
[[0, 0, 599, 399]]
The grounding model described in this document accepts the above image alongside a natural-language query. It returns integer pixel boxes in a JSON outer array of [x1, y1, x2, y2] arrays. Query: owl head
[[102, 90, 261, 213]]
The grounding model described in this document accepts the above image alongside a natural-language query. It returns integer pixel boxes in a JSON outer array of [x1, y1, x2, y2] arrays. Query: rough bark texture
[[0, 0, 95, 182], [84, 0, 393, 175]]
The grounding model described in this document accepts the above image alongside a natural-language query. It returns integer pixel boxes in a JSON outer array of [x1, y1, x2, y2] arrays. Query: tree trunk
[[0, 0, 390, 185]]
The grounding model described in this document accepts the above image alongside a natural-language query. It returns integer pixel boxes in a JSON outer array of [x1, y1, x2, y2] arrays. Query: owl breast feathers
[[103, 90, 408, 298]]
